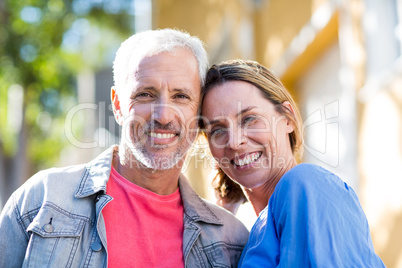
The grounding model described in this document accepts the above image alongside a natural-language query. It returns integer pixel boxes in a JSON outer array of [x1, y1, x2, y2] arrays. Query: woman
[[200, 60, 385, 267]]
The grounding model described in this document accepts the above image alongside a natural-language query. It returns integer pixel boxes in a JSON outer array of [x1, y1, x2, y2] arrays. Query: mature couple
[[0, 29, 384, 267]]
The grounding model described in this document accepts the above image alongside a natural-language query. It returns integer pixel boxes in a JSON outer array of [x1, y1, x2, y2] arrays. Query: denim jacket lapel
[[74, 146, 117, 199], [179, 175, 223, 225]]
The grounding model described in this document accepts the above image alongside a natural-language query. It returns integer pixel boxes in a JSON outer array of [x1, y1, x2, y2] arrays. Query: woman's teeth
[[234, 152, 262, 167]]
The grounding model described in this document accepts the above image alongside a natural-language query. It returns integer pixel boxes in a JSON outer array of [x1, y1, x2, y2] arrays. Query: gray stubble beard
[[122, 122, 197, 171]]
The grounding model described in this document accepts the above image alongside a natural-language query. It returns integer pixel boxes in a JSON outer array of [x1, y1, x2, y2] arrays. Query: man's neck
[[111, 146, 182, 195]]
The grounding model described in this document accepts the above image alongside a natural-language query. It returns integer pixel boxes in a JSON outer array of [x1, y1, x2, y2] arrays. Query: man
[[0, 29, 249, 267]]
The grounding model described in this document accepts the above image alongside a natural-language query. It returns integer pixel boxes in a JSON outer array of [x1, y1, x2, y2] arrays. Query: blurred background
[[1, 0, 402, 266]]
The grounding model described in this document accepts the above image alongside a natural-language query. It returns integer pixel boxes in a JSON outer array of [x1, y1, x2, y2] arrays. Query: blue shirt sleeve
[[239, 164, 385, 268]]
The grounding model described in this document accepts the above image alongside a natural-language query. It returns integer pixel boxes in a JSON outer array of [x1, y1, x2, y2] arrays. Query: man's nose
[[151, 100, 176, 126]]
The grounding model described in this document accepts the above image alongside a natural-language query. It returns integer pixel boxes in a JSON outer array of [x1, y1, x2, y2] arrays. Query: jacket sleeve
[[0, 193, 29, 268]]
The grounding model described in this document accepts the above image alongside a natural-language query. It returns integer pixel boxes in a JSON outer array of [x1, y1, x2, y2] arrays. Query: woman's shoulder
[[275, 163, 352, 197], [270, 163, 361, 224], [279, 163, 328, 185], [284, 163, 332, 178]]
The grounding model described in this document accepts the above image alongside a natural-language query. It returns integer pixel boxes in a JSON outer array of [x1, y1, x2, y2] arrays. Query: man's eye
[[136, 92, 153, 98], [174, 94, 189, 99]]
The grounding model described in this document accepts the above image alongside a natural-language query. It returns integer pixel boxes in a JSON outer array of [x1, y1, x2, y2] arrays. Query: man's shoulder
[[192, 196, 249, 245], [179, 175, 246, 228], [178, 175, 249, 245], [202, 196, 247, 227], [24, 163, 87, 190], [18, 146, 115, 197], [9, 163, 88, 213], [202, 198, 243, 222]]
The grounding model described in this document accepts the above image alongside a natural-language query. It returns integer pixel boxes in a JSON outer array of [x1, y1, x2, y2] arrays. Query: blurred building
[[153, 0, 402, 266]]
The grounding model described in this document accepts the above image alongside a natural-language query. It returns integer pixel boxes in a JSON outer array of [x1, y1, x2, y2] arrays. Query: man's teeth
[[235, 152, 261, 166], [148, 132, 176, 139]]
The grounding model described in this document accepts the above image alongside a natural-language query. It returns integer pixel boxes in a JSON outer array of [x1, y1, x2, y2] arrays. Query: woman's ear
[[111, 87, 123, 125], [282, 101, 295, 133]]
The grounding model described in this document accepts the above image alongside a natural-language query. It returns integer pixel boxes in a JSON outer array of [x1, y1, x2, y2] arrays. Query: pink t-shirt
[[103, 167, 185, 268]]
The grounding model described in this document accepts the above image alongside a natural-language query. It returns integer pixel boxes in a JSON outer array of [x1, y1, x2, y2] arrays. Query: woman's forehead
[[203, 81, 265, 108], [202, 82, 277, 123]]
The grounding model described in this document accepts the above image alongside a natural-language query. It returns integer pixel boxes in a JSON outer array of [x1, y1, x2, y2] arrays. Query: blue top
[[238, 163, 385, 267]]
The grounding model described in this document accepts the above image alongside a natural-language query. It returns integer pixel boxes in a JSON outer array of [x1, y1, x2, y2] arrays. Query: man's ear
[[282, 101, 296, 133], [111, 86, 123, 125]]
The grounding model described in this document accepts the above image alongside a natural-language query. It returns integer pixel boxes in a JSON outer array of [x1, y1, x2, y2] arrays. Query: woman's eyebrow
[[206, 106, 257, 126], [207, 119, 221, 126], [236, 106, 257, 117]]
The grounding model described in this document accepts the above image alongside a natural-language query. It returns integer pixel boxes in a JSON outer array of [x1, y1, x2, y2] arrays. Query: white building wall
[[297, 42, 358, 189]]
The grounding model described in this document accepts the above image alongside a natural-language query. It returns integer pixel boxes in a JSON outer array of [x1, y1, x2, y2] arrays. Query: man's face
[[113, 48, 201, 170]]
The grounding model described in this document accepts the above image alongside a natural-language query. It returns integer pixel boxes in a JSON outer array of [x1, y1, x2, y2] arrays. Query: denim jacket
[[0, 147, 249, 267]]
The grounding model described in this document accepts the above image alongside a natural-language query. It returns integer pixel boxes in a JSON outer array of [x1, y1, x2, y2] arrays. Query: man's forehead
[[130, 50, 200, 85], [136, 49, 197, 68]]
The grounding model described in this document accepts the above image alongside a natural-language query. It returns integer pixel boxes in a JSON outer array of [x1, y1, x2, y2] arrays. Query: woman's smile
[[232, 151, 262, 168]]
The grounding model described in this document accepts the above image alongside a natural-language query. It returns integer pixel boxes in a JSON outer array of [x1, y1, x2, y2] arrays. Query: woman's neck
[[244, 157, 297, 216]]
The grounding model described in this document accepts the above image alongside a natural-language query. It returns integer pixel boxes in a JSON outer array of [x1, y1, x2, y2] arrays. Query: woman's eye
[[210, 127, 226, 136], [242, 116, 256, 126], [209, 127, 227, 139]]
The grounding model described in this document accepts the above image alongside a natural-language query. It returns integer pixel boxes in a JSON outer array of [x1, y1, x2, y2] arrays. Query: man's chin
[[141, 155, 182, 170], [133, 149, 184, 169], [122, 142, 189, 170]]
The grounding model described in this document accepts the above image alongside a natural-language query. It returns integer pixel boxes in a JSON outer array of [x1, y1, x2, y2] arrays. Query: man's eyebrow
[[129, 86, 156, 97], [171, 88, 193, 95]]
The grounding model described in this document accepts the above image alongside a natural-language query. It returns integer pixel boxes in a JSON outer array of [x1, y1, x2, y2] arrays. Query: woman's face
[[202, 80, 295, 189]]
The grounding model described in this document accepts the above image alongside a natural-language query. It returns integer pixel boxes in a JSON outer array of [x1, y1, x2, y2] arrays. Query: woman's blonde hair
[[200, 59, 303, 203]]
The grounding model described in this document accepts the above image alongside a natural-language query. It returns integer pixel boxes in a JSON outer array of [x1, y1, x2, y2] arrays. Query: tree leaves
[[0, 0, 133, 172]]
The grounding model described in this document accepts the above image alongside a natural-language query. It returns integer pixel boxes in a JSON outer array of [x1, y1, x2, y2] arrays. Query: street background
[[1, 0, 401, 266]]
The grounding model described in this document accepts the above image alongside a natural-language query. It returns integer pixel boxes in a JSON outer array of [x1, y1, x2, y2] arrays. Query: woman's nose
[[227, 126, 247, 150]]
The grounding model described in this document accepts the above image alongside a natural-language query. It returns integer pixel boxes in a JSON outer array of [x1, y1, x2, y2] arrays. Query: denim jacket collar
[[74, 146, 223, 226], [74, 146, 115, 199], [179, 174, 223, 225]]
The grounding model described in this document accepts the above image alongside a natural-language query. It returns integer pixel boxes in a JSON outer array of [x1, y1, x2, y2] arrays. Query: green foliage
[[0, 0, 133, 171]]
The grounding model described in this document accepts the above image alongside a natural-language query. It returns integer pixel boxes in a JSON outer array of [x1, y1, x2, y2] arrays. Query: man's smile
[[147, 131, 177, 139]]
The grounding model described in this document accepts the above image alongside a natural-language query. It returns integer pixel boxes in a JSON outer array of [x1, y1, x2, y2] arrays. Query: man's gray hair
[[113, 28, 208, 92]]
